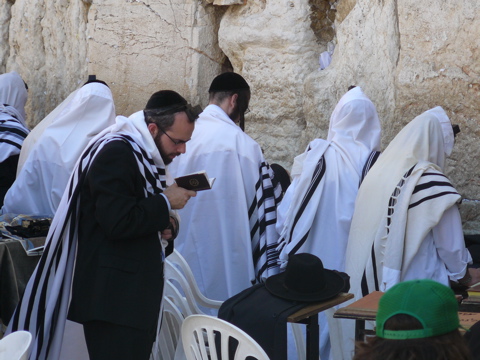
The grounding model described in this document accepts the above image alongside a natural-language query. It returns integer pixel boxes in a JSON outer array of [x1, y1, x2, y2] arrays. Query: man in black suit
[[8, 90, 198, 360], [66, 90, 198, 359]]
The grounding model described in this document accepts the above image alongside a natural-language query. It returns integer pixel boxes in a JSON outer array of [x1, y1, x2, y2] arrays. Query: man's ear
[[147, 122, 158, 137], [228, 93, 238, 112]]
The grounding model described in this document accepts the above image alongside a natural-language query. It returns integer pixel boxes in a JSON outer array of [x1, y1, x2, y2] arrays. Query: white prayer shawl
[[346, 106, 459, 301], [168, 104, 282, 305], [0, 71, 29, 162], [16, 90, 78, 173], [275, 87, 381, 360], [7, 111, 169, 360], [276, 86, 381, 271], [363, 162, 462, 294], [2, 82, 116, 217]]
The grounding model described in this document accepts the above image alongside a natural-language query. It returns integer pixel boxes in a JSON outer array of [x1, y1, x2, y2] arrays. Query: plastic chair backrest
[[166, 250, 223, 310], [0, 330, 32, 360], [152, 297, 185, 360], [181, 314, 270, 360], [164, 259, 204, 315]]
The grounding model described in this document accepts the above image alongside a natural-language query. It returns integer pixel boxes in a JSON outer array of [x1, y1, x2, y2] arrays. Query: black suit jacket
[[68, 140, 171, 331]]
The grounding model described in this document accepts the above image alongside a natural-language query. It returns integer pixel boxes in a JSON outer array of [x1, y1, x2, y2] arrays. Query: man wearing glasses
[[9, 90, 198, 360], [169, 72, 283, 310]]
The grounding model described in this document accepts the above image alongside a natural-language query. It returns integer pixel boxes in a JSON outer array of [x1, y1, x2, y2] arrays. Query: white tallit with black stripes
[[0, 71, 29, 162], [360, 161, 461, 296], [276, 86, 381, 273], [168, 104, 282, 307], [7, 111, 168, 360], [346, 106, 467, 300]]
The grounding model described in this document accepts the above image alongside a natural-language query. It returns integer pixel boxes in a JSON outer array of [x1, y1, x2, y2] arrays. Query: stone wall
[[1, 0, 479, 231]]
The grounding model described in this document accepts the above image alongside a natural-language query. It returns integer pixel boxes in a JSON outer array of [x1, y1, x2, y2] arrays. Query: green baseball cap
[[376, 279, 460, 340]]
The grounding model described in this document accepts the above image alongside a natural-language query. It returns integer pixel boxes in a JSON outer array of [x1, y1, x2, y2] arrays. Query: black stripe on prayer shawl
[[409, 191, 459, 209], [361, 165, 416, 297], [0, 123, 29, 137], [250, 162, 283, 281], [286, 155, 326, 254], [408, 172, 458, 209], [9, 133, 164, 360], [361, 271, 369, 297], [412, 180, 453, 194], [359, 151, 381, 186], [0, 138, 23, 149], [361, 242, 380, 297]]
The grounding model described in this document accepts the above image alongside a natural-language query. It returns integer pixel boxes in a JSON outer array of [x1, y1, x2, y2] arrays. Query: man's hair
[[144, 90, 199, 130], [209, 89, 250, 112], [353, 314, 472, 360]]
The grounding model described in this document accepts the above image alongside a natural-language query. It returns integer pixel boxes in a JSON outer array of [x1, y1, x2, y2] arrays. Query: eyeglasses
[[158, 127, 188, 146], [244, 107, 250, 115]]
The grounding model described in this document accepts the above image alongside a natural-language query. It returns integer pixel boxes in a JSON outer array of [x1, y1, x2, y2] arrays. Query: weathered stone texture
[[1, 0, 479, 230], [86, 0, 224, 116], [218, 1, 320, 162], [4, 0, 90, 126]]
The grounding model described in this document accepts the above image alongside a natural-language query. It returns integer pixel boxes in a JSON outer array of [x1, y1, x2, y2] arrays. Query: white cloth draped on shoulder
[[0, 71, 29, 162], [2, 82, 116, 217], [346, 106, 470, 300], [168, 104, 283, 306], [6, 112, 169, 360]]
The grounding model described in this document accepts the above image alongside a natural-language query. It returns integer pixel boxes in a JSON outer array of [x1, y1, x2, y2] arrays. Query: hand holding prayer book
[[174, 170, 216, 191]]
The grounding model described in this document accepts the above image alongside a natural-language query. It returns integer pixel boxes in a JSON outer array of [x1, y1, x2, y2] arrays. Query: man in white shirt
[[169, 72, 282, 307]]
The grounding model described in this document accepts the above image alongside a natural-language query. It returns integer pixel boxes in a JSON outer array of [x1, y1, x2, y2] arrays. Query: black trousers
[[83, 321, 155, 360]]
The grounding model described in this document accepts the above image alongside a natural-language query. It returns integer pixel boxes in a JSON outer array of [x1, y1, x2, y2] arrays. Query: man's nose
[[178, 142, 187, 154]]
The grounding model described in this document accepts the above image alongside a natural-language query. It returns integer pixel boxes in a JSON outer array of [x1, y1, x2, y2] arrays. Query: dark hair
[[353, 314, 472, 360], [209, 89, 249, 107], [144, 107, 197, 131]]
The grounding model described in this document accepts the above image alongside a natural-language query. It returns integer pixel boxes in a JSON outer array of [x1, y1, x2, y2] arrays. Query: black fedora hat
[[265, 253, 345, 302]]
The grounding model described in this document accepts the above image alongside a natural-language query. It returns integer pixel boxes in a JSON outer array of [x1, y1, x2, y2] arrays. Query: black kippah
[[145, 90, 187, 110], [208, 72, 250, 93]]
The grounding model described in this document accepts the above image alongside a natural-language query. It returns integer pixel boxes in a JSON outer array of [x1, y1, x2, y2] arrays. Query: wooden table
[[334, 291, 480, 343], [287, 292, 354, 360]]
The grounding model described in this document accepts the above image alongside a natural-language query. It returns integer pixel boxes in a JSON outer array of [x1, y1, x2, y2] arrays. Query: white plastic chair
[[152, 251, 224, 360], [181, 314, 270, 360], [152, 297, 184, 360], [166, 250, 223, 312], [0, 330, 32, 360]]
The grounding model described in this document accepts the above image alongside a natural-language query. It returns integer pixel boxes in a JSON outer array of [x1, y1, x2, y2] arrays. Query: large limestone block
[[217, 0, 320, 164], [5, 0, 90, 126], [302, 0, 480, 230], [87, 0, 224, 116]]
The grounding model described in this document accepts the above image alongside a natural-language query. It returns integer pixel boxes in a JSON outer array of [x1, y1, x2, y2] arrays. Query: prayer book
[[467, 282, 480, 299], [175, 170, 216, 191]]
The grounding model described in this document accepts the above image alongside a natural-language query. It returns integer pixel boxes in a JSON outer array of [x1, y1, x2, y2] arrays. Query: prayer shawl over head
[[346, 106, 460, 299], [7, 111, 168, 360], [2, 82, 116, 217], [276, 86, 381, 272], [0, 71, 29, 163], [168, 104, 282, 305], [274, 86, 381, 360]]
